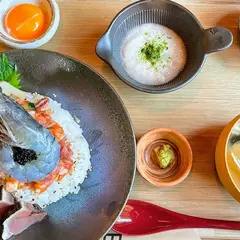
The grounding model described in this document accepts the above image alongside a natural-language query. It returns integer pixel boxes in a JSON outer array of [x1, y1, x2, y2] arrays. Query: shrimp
[[0, 89, 60, 183]]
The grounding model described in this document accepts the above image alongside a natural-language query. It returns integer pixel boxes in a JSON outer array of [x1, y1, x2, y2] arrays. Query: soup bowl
[[216, 115, 240, 202], [96, 0, 233, 94]]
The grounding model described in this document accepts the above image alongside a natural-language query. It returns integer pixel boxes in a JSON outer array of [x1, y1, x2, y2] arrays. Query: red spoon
[[112, 199, 240, 236]]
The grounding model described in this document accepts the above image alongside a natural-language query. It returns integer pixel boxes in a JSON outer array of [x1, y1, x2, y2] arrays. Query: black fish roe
[[12, 147, 37, 165]]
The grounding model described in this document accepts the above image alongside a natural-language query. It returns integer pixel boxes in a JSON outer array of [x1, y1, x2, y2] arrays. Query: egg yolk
[[5, 4, 45, 41]]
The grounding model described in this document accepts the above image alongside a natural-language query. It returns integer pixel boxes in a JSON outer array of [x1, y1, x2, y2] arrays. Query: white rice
[[121, 23, 187, 85], [0, 82, 91, 208]]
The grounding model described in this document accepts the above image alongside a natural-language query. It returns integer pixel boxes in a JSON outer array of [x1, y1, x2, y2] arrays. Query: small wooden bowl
[[137, 128, 192, 187]]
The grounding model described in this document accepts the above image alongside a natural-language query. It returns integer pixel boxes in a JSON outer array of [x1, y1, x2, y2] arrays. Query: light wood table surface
[[1, 0, 240, 239]]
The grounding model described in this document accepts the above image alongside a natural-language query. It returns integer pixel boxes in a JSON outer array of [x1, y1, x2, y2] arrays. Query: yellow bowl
[[215, 114, 240, 202]]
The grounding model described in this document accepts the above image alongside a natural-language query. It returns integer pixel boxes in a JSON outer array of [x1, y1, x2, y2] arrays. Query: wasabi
[[154, 144, 175, 169]]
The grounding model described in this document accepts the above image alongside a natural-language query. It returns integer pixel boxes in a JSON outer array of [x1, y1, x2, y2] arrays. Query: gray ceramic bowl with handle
[[96, 0, 233, 94]]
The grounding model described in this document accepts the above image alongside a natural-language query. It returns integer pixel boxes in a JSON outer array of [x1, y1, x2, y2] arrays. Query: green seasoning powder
[[139, 35, 169, 71]]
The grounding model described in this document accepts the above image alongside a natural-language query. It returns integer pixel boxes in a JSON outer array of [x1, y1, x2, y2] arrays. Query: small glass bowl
[[0, 0, 60, 49], [137, 128, 192, 187]]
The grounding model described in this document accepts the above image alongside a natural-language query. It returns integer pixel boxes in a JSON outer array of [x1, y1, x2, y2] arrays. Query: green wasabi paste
[[154, 144, 175, 169]]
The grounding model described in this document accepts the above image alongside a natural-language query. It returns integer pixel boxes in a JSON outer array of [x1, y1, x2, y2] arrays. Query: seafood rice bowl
[[0, 82, 91, 208]]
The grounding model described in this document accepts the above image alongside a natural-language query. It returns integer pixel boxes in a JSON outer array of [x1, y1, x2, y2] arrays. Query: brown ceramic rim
[[137, 128, 192, 187]]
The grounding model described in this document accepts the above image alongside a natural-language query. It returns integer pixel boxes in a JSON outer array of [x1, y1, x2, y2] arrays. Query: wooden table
[[1, 0, 240, 239]]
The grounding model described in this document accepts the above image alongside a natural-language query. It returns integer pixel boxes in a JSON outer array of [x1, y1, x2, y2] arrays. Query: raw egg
[[4, 4, 46, 41]]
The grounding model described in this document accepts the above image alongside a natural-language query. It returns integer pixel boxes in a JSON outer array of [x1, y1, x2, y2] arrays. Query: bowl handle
[[96, 33, 112, 62], [204, 27, 233, 54]]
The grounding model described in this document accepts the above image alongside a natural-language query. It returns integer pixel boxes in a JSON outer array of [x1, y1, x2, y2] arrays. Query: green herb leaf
[[0, 54, 14, 81], [7, 70, 21, 89], [2, 54, 9, 64], [0, 54, 21, 88]]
